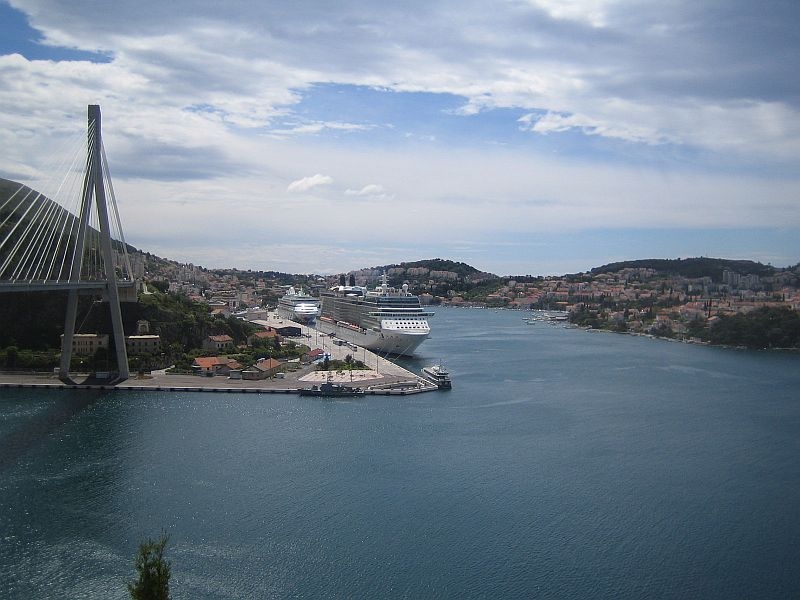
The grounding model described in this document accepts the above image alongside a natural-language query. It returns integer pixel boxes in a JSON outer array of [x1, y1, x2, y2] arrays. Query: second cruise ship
[[276, 286, 320, 324]]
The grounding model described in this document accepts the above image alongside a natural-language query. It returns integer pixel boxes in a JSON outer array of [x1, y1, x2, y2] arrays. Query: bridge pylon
[[59, 105, 130, 384]]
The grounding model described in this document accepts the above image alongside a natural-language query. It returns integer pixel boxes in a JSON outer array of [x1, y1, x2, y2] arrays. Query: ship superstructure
[[318, 274, 432, 356]]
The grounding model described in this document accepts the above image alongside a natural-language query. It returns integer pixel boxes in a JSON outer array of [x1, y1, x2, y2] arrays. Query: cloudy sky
[[1, 0, 799, 276]]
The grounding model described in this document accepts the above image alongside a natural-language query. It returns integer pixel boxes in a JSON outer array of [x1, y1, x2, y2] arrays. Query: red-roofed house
[[241, 358, 283, 380], [247, 330, 282, 347], [203, 334, 234, 351], [192, 356, 243, 376]]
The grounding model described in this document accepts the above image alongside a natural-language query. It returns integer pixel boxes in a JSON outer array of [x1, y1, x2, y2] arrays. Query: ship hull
[[316, 318, 429, 356], [277, 300, 320, 324]]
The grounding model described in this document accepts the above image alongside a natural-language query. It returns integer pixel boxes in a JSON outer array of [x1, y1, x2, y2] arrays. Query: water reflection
[[0, 389, 103, 471]]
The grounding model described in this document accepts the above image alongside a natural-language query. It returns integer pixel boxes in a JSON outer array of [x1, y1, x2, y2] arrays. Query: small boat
[[299, 379, 365, 397], [421, 364, 452, 389], [524, 311, 569, 324]]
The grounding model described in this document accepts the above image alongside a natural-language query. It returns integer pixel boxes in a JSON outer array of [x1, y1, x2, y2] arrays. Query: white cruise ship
[[317, 274, 432, 356], [276, 287, 320, 324]]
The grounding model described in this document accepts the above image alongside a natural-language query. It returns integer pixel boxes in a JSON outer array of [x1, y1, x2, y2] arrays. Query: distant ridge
[[589, 257, 778, 282]]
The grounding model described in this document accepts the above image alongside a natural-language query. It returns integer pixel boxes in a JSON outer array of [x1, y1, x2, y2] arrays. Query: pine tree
[[127, 533, 171, 600]]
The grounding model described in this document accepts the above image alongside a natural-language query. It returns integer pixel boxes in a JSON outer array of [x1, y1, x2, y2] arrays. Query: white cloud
[[527, 0, 618, 27], [345, 184, 388, 197], [270, 121, 371, 138], [287, 174, 334, 193], [519, 111, 670, 145]]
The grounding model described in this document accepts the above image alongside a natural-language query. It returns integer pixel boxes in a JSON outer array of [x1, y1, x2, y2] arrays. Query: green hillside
[[590, 257, 776, 281]]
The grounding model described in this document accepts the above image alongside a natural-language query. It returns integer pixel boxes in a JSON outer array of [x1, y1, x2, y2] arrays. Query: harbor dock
[[0, 313, 438, 396]]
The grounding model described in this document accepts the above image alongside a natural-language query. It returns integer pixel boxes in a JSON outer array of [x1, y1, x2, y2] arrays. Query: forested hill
[[0, 178, 23, 195], [0, 177, 138, 257], [590, 258, 779, 281], [380, 258, 495, 279]]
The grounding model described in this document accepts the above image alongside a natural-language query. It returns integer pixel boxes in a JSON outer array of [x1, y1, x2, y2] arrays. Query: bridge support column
[[59, 288, 79, 378], [59, 105, 129, 384]]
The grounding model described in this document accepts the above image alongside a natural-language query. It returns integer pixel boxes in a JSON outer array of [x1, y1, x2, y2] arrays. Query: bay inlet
[[2, 307, 800, 599]]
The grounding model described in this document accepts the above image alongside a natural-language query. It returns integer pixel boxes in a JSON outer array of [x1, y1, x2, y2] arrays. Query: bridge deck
[[0, 281, 136, 293]]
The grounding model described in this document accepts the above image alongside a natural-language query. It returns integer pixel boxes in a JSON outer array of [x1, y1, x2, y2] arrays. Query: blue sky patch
[[0, 3, 111, 63]]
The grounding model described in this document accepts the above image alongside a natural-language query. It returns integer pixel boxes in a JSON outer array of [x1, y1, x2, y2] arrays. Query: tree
[[147, 280, 169, 293], [127, 533, 171, 600], [91, 346, 110, 371], [709, 306, 800, 349], [5, 345, 18, 369]]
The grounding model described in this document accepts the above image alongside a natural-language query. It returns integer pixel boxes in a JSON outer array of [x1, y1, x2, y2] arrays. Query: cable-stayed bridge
[[0, 105, 134, 383]]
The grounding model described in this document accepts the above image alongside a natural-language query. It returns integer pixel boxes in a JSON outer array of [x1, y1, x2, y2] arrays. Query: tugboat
[[421, 364, 452, 390], [299, 374, 365, 398]]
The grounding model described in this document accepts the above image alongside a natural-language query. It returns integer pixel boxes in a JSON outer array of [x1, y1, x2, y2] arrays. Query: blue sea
[[2, 307, 800, 599]]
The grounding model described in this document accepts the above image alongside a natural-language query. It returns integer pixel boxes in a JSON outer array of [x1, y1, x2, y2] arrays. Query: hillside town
[[140, 254, 800, 344], [475, 265, 800, 339]]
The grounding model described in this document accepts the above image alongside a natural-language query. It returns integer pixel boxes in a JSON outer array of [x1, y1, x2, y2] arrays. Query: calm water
[[2, 307, 800, 599]]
